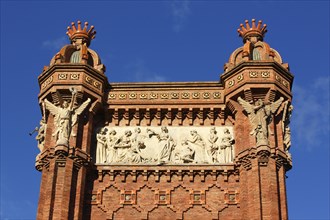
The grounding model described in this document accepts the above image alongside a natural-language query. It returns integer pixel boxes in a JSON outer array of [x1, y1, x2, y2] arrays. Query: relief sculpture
[[95, 126, 235, 165], [238, 97, 283, 146], [45, 88, 91, 146]]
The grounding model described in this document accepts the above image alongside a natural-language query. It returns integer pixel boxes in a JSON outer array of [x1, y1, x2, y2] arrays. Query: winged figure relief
[[44, 89, 91, 146], [238, 96, 284, 146]]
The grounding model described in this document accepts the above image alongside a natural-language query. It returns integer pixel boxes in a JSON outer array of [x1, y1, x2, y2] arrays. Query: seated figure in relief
[[114, 130, 132, 163], [174, 145, 195, 163], [182, 130, 206, 163]]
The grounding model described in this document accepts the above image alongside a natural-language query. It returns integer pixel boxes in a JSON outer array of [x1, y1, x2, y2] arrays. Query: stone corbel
[[208, 108, 215, 125], [133, 108, 140, 126], [145, 108, 151, 126], [154, 108, 162, 126], [113, 108, 119, 126], [165, 108, 172, 125], [143, 170, 148, 181], [177, 108, 183, 125], [123, 108, 130, 126], [196, 108, 204, 125]]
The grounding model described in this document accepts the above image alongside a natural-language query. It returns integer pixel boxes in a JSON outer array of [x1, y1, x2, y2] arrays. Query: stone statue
[[182, 130, 206, 163], [114, 130, 132, 162], [45, 88, 91, 146], [219, 128, 234, 163], [238, 97, 284, 146], [36, 118, 47, 152], [96, 127, 107, 163], [207, 127, 219, 163], [282, 101, 293, 158], [106, 129, 118, 163]]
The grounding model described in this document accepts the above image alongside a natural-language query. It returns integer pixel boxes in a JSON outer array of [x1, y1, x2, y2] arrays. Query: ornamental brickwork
[[34, 19, 293, 220]]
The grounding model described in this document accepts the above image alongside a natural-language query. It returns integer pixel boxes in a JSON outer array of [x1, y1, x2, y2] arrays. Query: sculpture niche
[[45, 88, 91, 146], [238, 97, 283, 146]]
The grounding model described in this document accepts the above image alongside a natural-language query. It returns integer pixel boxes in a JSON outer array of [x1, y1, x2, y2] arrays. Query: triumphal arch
[[34, 19, 294, 219]]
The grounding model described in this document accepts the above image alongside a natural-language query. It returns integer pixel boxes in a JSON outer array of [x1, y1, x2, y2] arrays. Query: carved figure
[[182, 130, 206, 163], [219, 128, 234, 163], [96, 127, 107, 163], [106, 129, 117, 163], [238, 97, 284, 146], [156, 126, 176, 164], [45, 88, 91, 146], [207, 127, 219, 163], [129, 128, 147, 163], [114, 130, 132, 162], [36, 118, 47, 152], [174, 145, 195, 163], [282, 101, 293, 158]]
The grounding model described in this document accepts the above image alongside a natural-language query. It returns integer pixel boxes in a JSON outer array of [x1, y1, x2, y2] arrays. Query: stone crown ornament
[[237, 19, 267, 43], [66, 21, 96, 46]]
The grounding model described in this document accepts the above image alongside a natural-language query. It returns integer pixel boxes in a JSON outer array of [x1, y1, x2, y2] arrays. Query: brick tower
[[35, 19, 293, 220]]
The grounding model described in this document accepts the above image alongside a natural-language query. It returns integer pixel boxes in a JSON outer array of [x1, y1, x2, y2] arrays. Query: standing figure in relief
[[114, 130, 132, 162], [96, 127, 107, 163], [106, 129, 117, 163], [182, 130, 206, 163], [238, 97, 283, 146], [219, 128, 234, 163], [207, 127, 219, 163], [36, 118, 47, 152], [155, 126, 176, 164], [129, 128, 147, 163], [44, 88, 91, 146], [282, 101, 293, 159]]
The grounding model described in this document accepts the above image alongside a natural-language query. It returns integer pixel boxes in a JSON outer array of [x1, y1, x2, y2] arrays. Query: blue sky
[[0, 1, 329, 219]]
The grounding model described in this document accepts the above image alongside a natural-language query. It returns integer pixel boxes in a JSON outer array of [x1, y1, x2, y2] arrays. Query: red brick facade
[[35, 20, 293, 220]]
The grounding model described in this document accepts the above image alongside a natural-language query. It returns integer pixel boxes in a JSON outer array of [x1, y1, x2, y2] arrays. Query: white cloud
[[291, 76, 330, 150], [124, 59, 167, 82], [171, 0, 191, 32], [42, 36, 68, 50]]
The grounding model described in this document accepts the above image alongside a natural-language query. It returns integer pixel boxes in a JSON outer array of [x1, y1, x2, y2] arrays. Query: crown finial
[[66, 21, 96, 46], [237, 19, 267, 43]]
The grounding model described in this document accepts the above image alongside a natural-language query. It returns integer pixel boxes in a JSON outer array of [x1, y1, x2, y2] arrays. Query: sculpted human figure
[[174, 145, 195, 163], [282, 101, 293, 158], [36, 118, 47, 152], [106, 129, 117, 163], [207, 127, 219, 163], [114, 130, 132, 162], [129, 127, 147, 163], [45, 88, 91, 146], [219, 128, 234, 163], [182, 130, 206, 163], [155, 126, 176, 164], [238, 97, 284, 146], [96, 127, 107, 163]]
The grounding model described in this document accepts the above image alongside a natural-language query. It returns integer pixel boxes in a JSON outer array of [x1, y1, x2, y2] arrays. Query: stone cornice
[[220, 61, 294, 83], [38, 63, 108, 85]]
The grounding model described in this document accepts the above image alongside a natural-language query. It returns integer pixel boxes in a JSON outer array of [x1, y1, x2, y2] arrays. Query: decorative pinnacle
[[66, 21, 96, 46], [237, 19, 267, 42]]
